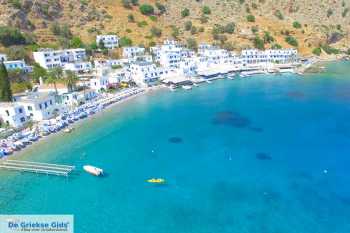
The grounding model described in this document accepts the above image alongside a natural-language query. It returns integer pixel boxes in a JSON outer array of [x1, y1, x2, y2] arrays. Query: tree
[[139, 4, 154, 15], [202, 6, 211, 15], [0, 26, 28, 46], [184, 21, 192, 31], [186, 38, 198, 50], [181, 8, 190, 17], [224, 23, 235, 34], [263, 31, 274, 43], [253, 36, 264, 49], [285, 36, 298, 47], [30, 63, 47, 83], [64, 70, 79, 92], [246, 14, 255, 22], [155, 2, 166, 14], [119, 36, 133, 47], [46, 67, 63, 94], [293, 21, 302, 29], [0, 63, 12, 101], [312, 47, 322, 56], [127, 14, 135, 22], [69, 36, 84, 48]]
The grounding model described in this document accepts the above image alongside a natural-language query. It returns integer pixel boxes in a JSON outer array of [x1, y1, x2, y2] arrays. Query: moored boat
[[83, 165, 104, 176]]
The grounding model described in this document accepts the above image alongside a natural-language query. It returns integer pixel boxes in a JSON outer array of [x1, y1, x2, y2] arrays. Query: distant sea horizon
[[1, 61, 350, 233]]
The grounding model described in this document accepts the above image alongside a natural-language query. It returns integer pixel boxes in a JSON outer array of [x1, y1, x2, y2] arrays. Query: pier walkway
[[0, 159, 75, 177]]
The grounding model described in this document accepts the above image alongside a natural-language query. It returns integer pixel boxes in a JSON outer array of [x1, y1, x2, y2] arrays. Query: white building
[[129, 62, 161, 87], [0, 103, 27, 128], [241, 49, 298, 64], [16, 93, 58, 121], [33, 48, 87, 70], [123, 47, 145, 58], [151, 40, 195, 68], [61, 89, 97, 107], [63, 62, 92, 73], [96, 35, 119, 49], [90, 68, 110, 91], [4, 60, 32, 72], [94, 59, 126, 69]]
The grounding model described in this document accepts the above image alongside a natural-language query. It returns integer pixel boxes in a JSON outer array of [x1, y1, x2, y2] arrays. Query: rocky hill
[[0, 0, 349, 57]]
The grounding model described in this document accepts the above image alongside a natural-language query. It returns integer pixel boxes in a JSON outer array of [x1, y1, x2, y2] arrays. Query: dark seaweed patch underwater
[[256, 153, 272, 160], [212, 111, 251, 128], [169, 137, 183, 144]]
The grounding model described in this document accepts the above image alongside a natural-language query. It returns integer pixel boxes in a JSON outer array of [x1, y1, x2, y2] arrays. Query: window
[[50, 100, 53, 105], [44, 102, 48, 108], [39, 104, 42, 109], [18, 108, 23, 113], [20, 117, 25, 122], [5, 110, 9, 116]]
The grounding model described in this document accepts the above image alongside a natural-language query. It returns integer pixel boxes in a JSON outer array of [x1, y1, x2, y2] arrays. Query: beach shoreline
[[0, 86, 167, 161]]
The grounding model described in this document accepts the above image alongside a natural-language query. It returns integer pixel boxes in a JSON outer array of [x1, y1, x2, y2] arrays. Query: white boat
[[64, 128, 74, 133], [206, 80, 212, 84], [228, 76, 234, 80], [182, 85, 192, 90], [83, 165, 104, 176]]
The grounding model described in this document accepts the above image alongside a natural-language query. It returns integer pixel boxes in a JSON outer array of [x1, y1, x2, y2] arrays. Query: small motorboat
[[147, 178, 166, 184], [182, 85, 192, 90], [64, 127, 74, 133], [83, 165, 103, 176]]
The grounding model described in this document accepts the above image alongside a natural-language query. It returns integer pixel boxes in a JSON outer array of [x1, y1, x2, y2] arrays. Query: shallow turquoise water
[[1, 62, 350, 233]]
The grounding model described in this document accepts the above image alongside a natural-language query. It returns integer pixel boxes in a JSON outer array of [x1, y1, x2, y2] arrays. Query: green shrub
[[184, 21, 192, 31], [342, 8, 349, 17], [246, 14, 255, 22], [321, 44, 340, 54], [202, 6, 211, 15], [150, 27, 162, 37], [119, 36, 133, 47], [312, 47, 322, 56], [69, 37, 84, 48], [251, 26, 258, 33], [274, 10, 284, 20], [285, 36, 298, 47], [293, 21, 302, 29], [0, 26, 29, 46], [253, 36, 264, 49], [190, 26, 197, 35], [155, 2, 166, 14], [131, 0, 139, 6], [181, 8, 190, 17], [263, 31, 274, 43], [186, 38, 198, 50], [127, 14, 135, 22], [171, 26, 180, 38], [149, 15, 157, 22], [224, 23, 235, 34], [327, 8, 333, 17], [9, 0, 22, 9], [137, 21, 148, 27], [139, 4, 154, 15], [122, 0, 132, 9]]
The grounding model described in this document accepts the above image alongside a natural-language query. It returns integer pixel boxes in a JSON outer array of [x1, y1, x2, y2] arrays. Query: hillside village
[[0, 0, 349, 155]]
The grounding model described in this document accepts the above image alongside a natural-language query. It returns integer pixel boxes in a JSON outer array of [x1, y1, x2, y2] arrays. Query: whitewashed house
[[123, 47, 145, 58], [90, 68, 110, 91], [33, 48, 87, 70], [241, 49, 298, 64], [129, 62, 161, 87], [4, 60, 32, 72], [16, 93, 58, 121], [63, 61, 92, 73], [61, 89, 97, 107], [151, 40, 195, 69], [96, 35, 119, 49], [0, 103, 27, 128], [94, 59, 126, 69]]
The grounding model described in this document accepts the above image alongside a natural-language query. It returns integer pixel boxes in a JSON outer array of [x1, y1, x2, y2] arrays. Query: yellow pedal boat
[[147, 178, 166, 184]]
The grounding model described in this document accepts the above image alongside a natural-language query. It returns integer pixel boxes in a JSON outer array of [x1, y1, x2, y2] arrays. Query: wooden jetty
[[0, 159, 75, 177]]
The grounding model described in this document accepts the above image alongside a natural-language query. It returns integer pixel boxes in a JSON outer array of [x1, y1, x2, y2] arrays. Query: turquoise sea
[[1, 62, 350, 233]]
